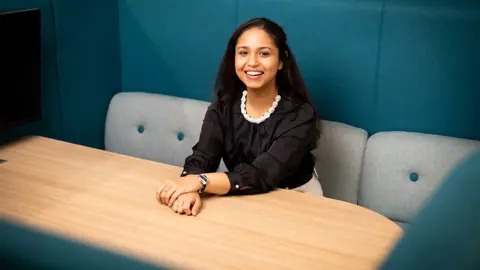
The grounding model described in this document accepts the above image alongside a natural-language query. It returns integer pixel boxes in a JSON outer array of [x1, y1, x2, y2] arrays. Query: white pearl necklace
[[240, 90, 281, 124]]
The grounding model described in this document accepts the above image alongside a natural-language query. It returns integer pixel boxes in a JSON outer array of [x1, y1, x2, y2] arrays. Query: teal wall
[[119, 0, 236, 102], [0, 0, 120, 149], [120, 0, 480, 141], [1, 0, 478, 147], [52, 0, 120, 149]]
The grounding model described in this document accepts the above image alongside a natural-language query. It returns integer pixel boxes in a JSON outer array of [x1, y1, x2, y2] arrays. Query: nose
[[247, 54, 259, 66]]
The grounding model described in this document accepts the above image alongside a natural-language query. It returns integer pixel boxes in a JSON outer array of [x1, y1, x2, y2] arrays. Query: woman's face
[[235, 27, 283, 92]]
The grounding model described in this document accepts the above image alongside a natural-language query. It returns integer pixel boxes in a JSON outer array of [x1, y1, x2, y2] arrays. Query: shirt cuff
[[226, 171, 244, 192], [179, 168, 204, 177]]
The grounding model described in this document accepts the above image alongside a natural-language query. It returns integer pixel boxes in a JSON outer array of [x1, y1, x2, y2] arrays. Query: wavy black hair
[[215, 17, 313, 103]]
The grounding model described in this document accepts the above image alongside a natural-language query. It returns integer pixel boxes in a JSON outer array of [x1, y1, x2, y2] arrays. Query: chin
[[242, 80, 265, 90], [244, 84, 263, 90]]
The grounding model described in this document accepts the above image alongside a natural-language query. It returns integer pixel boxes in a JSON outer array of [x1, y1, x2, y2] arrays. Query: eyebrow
[[236, 46, 272, 50]]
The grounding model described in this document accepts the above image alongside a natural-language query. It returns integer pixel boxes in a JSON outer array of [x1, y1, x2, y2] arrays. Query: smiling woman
[[235, 27, 282, 95], [156, 18, 323, 215]]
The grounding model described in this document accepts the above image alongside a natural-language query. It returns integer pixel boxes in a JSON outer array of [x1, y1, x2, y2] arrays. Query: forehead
[[236, 27, 277, 48]]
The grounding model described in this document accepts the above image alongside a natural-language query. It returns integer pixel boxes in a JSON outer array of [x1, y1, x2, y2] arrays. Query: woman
[[156, 17, 323, 216]]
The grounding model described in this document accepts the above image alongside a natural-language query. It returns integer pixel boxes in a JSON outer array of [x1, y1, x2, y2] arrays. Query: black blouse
[[181, 90, 317, 195]]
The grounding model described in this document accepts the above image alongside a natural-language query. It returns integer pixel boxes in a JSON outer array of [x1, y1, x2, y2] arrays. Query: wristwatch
[[198, 174, 209, 193]]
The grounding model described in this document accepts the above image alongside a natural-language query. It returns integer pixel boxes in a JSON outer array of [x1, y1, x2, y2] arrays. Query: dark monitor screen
[[0, 8, 41, 131]]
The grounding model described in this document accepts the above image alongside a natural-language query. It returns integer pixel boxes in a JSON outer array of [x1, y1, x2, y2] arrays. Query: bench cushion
[[313, 120, 368, 204], [359, 131, 480, 223], [105, 92, 227, 171]]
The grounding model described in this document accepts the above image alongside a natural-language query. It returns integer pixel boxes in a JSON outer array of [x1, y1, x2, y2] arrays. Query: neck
[[246, 83, 278, 109]]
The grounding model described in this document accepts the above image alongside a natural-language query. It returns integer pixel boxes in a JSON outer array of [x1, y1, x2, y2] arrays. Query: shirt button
[[235, 185, 239, 189]]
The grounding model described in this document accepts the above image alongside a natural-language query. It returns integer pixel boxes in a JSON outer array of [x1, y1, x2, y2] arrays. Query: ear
[[279, 50, 288, 70]]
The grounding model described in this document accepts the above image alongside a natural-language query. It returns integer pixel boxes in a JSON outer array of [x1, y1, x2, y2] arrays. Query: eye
[[260, 51, 270, 57], [238, 51, 247, 55]]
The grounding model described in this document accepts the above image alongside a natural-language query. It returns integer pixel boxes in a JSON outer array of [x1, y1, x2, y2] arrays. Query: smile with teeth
[[246, 71, 264, 76]]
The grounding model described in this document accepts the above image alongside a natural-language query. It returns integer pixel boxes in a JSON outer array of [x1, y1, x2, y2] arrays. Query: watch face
[[199, 174, 208, 184]]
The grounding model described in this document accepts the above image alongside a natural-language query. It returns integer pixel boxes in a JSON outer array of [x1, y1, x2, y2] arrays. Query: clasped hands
[[156, 175, 203, 216]]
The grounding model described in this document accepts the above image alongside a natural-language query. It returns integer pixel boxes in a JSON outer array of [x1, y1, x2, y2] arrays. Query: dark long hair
[[214, 17, 321, 145], [215, 17, 313, 104]]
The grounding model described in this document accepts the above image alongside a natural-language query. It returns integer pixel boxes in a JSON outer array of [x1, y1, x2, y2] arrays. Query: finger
[[160, 189, 167, 205], [156, 183, 166, 203], [158, 182, 167, 204], [161, 183, 174, 204], [192, 196, 202, 216], [176, 200, 185, 214], [172, 201, 178, 212], [182, 200, 192, 216], [165, 185, 178, 206], [169, 188, 186, 207]]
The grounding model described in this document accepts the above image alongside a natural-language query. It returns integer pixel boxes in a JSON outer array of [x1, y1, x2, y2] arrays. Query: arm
[[177, 98, 232, 195], [180, 172, 231, 195], [157, 99, 228, 205], [181, 100, 225, 176]]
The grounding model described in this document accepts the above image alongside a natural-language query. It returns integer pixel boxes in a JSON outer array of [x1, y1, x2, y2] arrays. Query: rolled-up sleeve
[[226, 106, 316, 194], [181, 101, 224, 177]]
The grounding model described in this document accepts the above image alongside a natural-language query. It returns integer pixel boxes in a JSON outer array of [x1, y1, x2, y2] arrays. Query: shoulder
[[277, 91, 317, 123], [204, 92, 240, 122], [272, 94, 317, 137], [208, 91, 242, 114]]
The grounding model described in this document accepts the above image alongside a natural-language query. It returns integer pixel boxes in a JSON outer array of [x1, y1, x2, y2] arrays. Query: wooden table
[[0, 136, 402, 270]]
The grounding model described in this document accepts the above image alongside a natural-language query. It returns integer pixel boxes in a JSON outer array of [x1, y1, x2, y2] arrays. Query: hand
[[156, 175, 203, 207], [170, 192, 202, 216]]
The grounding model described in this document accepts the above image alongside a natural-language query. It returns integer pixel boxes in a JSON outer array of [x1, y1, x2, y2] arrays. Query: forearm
[[203, 172, 231, 195], [181, 172, 232, 195]]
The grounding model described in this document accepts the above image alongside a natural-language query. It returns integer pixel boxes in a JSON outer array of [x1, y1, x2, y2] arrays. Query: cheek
[[235, 61, 243, 77], [265, 60, 280, 76], [235, 56, 244, 69]]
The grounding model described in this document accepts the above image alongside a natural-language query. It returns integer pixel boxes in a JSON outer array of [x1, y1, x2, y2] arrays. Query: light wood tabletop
[[0, 136, 402, 270]]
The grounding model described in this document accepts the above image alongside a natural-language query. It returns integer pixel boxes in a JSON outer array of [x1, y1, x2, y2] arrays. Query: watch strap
[[198, 174, 208, 193]]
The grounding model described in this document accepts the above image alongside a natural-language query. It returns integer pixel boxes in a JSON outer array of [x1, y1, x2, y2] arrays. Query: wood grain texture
[[0, 136, 402, 270]]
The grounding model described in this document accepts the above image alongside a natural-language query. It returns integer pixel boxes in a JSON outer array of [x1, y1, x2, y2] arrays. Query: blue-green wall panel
[[237, 0, 383, 131], [375, 0, 480, 140], [119, 0, 479, 140], [120, 0, 237, 102], [0, 0, 62, 144], [53, 0, 121, 149], [2, 0, 478, 147]]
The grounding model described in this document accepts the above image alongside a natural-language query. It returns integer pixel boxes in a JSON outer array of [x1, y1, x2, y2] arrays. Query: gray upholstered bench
[[105, 92, 480, 230]]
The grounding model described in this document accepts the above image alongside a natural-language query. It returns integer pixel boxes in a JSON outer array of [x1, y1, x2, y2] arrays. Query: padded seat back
[[105, 92, 227, 171], [312, 120, 368, 204], [359, 131, 480, 224]]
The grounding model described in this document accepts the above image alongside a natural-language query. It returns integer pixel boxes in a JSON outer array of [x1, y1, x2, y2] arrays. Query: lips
[[245, 71, 264, 80], [245, 71, 264, 76]]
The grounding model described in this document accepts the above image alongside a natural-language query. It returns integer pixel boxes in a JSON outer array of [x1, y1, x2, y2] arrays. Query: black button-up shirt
[[181, 90, 317, 195]]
